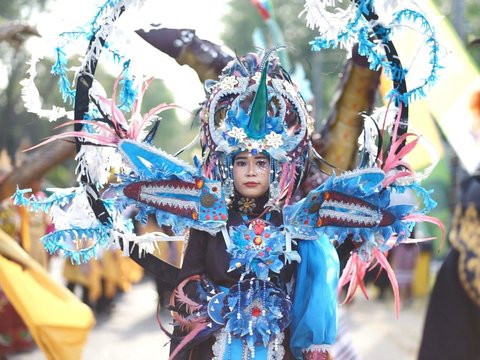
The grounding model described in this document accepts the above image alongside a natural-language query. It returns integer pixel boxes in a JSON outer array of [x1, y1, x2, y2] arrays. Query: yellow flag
[[384, 0, 480, 173], [0, 228, 95, 360]]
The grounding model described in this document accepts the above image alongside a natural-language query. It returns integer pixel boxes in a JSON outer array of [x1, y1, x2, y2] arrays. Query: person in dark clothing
[[164, 51, 339, 360], [418, 170, 480, 360]]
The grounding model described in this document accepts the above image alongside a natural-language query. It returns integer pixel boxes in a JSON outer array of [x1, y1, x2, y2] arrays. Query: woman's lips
[[244, 182, 259, 187]]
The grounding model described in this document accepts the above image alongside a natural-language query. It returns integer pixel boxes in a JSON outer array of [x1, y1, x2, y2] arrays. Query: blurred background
[[0, 0, 479, 359]]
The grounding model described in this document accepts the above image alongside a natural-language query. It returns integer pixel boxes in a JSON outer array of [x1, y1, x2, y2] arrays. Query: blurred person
[[411, 238, 434, 298], [63, 252, 102, 308], [390, 241, 419, 305], [418, 168, 480, 359], [418, 89, 480, 359], [17, 177, 52, 269], [134, 214, 180, 308]]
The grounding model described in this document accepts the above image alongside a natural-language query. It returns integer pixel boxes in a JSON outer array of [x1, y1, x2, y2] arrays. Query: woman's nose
[[246, 161, 256, 176]]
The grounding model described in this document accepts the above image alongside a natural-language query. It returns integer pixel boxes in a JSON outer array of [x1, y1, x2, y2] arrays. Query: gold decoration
[[451, 203, 480, 306], [238, 197, 256, 215]]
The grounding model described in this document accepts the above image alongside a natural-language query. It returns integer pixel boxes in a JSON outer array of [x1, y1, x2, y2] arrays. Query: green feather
[[246, 62, 269, 140]]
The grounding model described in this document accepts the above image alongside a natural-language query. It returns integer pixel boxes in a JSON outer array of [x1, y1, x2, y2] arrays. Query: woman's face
[[232, 151, 270, 198]]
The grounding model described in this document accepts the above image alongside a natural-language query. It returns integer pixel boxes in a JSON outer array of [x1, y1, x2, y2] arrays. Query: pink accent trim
[[302, 348, 329, 360], [404, 213, 445, 252]]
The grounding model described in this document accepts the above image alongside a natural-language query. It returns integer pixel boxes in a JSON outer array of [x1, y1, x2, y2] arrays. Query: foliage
[[431, 0, 480, 66], [0, 13, 182, 189], [0, 0, 47, 20], [220, 0, 346, 123]]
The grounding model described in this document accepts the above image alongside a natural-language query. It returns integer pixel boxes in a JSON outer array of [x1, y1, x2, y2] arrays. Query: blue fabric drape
[[289, 234, 339, 358]]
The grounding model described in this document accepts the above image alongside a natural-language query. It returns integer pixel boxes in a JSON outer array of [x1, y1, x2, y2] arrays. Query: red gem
[[252, 307, 262, 317], [253, 223, 265, 235]]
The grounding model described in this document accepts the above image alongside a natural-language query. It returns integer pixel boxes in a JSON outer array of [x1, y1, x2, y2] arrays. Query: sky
[[31, 0, 231, 112]]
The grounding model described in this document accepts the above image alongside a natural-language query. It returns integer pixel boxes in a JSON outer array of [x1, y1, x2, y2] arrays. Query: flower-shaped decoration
[[265, 131, 284, 149], [223, 279, 292, 351], [251, 71, 271, 84], [238, 197, 257, 215], [201, 51, 310, 163], [218, 75, 239, 90], [227, 126, 247, 143], [227, 219, 285, 279]]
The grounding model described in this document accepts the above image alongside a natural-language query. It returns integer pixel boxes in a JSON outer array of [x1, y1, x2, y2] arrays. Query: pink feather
[[96, 95, 128, 136], [338, 252, 369, 304], [24, 132, 117, 151], [382, 170, 413, 188], [131, 77, 154, 116], [403, 213, 445, 253], [372, 248, 400, 318], [129, 104, 186, 140], [173, 275, 203, 314], [54, 120, 118, 138], [382, 133, 419, 173]]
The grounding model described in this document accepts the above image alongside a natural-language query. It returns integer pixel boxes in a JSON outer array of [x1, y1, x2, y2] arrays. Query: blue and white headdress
[[200, 50, 313, 206]]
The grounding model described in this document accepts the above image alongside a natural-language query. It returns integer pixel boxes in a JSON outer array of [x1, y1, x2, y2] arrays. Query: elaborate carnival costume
[[14, 0, 444, 359]]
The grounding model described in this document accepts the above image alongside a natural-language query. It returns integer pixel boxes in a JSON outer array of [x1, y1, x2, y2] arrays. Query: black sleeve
[[126, 241, 179, 290], [177, 228, 209, 283]]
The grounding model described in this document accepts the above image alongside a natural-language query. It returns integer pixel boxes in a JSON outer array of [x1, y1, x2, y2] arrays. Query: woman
[[167, 52, 338, 360]]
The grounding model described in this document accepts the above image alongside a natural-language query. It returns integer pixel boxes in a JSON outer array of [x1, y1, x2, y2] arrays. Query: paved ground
[[346, 294, 428, 360], [8, 264, 429, 360]]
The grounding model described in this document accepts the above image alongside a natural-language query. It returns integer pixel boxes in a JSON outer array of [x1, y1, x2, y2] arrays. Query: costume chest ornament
[[227, 219, 287, 280], [207, 279, 292, 355]]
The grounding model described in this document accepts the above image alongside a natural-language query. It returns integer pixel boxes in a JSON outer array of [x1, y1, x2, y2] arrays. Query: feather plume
[[173, 275, 203, 314]]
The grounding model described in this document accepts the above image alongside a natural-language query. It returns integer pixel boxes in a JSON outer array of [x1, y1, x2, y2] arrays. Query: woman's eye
[[256, 160, 269, 168], [235, 161, 246, 167]]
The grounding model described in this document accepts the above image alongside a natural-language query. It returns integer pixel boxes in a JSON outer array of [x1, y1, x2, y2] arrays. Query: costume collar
[[230, 190, 270, 217]]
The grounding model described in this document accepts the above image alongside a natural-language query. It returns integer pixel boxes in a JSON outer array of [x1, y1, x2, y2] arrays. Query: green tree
[[221, 0, 352, 123], [432, 0, 480, 65], [0, 1, 184, 188]]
